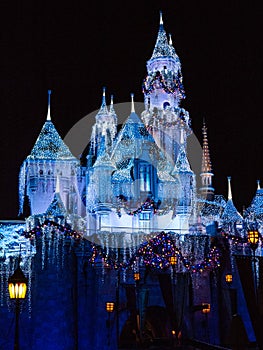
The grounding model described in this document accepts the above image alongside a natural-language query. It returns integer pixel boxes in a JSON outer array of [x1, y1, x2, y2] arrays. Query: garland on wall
[[89, 231, 221, 273], [22, 222, 223, 273]]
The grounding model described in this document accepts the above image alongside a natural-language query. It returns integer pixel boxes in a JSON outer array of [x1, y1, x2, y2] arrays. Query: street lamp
[[247, 230, 259, 250], [8, 266, 28, 350], [105, 302, 115, 347], [247, 229, 259, 301]]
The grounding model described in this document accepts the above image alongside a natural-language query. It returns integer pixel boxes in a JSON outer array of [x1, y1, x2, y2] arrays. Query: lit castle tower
[[89, 88, 117, 163], [141, 11, 190, 163], [141, 12, 195, 223], [200, 121, 214, 201], [19, 91, 81, 216]]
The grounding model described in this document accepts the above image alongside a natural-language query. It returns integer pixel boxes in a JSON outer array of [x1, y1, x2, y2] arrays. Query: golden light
[[247, 230, 259, 246], [171, 330, 176, 336], [225, 274, 233, 284], [201, 303, 211, 314], [169, 256, 177, 266], [8, 267, 27, 299], [134, 273, 140, 281], [105, 302, 114, 313]]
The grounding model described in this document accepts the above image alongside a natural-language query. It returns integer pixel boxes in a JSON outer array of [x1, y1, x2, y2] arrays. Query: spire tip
[[169, 33, 172, 45], [159, 11, 163, 25], [227, 176, 232, 200], [131, 93, 135, 113], [47, 90, 52, 121]]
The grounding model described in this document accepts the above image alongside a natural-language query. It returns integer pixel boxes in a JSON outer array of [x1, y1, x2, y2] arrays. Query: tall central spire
[[199, 121, 214, 200], [201, 121, 212, 173], [151, 11, 171, 59]]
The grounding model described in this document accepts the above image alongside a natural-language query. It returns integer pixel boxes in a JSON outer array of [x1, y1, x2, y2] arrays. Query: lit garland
[[142, 70, 185, 99], [89, 231, 221, 272], [23, 220, 82, 240], [137, 232, 220, 272], [117, 196, 161, 217]]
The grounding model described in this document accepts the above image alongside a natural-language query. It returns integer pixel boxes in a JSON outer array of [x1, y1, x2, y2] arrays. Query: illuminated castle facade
[[19, 13, 222, 235], [0, 12, 262, 350]]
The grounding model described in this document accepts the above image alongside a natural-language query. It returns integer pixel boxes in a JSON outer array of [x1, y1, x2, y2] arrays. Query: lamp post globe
[[8, 266, 28, 350]]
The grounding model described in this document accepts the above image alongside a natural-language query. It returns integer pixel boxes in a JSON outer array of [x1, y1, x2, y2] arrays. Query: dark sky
[[0, 1, 262, 218]]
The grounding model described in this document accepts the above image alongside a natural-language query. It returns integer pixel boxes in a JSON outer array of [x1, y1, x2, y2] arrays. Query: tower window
[[163, 102, 170, 110]]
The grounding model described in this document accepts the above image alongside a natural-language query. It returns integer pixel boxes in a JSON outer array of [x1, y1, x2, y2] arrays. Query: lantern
[[134, 273, 140, 281], [106, 302, 114, 313], [169, 256, 177, 266], [225, 273, 233, 284], [8, 266, 27, 299], [201, 303, 211, 314], [247, 230, 259, 250]]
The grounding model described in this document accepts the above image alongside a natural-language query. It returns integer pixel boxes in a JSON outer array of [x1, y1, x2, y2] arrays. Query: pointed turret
[[45, 185, 67, 219], [245, 180, 263, 220], [28, 91, 76, 160], [19, 91, 79, 216], [91, 87, 117, 159], [142, 11, 184, 113], [221, 177, 243, 225], [109, 94, 117, 125], [96, 87, 109, 119], [199, 121, 214, 200], [151, 11, 172, 59], [172, 146, 192, 174], [141, 11, 189, 167]]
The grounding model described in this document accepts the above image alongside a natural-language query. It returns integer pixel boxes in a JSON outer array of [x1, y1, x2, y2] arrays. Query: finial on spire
[[96, 87, 109, 117], [257, 179, 261, 190], [55, 175, 60, 193], [131, 93, 135, 113], [110, 94, 114, 106], [159, 11, 163, 25], [169, 33, 173, 45], [47, 90, 52, 120], [227, 176, 232, 200], [102, 86, 106, 103]]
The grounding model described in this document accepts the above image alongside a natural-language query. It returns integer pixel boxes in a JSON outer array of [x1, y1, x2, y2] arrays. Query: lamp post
[[134, 272, 141, 344], [169, 256, 177, 345], [247, 230, 259, 301], [106, 302, 115, 347], [8, 266, 28, 350]]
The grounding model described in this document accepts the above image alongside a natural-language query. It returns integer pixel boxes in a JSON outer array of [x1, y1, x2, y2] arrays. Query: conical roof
[[221, 199, 243, 223], [246, 187, 263, 219], [45, 192, 67, 217], [221, 177, 242, 223], [96, 87, 109, 119], [151, 12, 179, 60], [172, 146, 192, 174], [93, 137, 116, 169], [27, 120, 76, 160]]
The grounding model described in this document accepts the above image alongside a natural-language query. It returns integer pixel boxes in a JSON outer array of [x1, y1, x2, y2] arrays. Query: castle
[[0, 12, 262, 350]]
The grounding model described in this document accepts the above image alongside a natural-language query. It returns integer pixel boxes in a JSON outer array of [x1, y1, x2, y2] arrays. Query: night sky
[[0, 1, 262, 218]]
